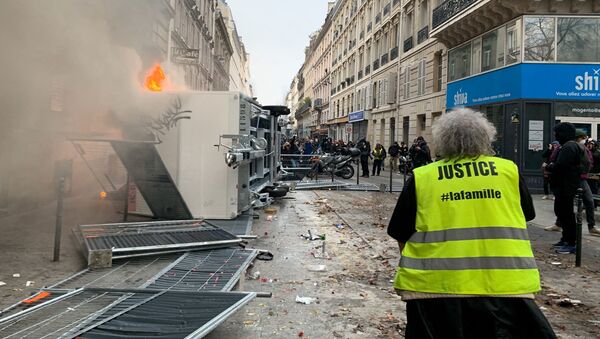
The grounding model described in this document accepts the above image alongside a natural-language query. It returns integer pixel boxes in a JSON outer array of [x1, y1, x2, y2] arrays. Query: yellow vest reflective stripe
[[394, 156, 541, 295]]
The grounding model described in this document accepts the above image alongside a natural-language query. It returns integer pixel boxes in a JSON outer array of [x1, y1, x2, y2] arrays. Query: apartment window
[[471, 38, 481, 74], [403, 10, 413, 40], [433, 53, 442, 93], [417, 59, 426, 96], [506, 18, 522, 65], [357, 89, 362, 110], [403, 66, 411, 99], [373, 82, 378, 108], [419, 0, 428, 29], [481, 26, 505, 72], [524, 17, 555, 61], [557, 17, 600, 62], [448, 42, 471, 81]]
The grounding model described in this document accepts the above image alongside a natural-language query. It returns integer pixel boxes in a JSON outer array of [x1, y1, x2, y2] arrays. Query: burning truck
[[73, 65, 290, 221]]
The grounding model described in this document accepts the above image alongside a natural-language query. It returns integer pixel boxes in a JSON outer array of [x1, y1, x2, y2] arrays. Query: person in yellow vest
[[372, 143, 386, 176], [387, 108, 556, 338]]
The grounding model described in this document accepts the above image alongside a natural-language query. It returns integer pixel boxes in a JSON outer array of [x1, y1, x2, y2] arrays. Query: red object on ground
[[22, 291, 51, 304]]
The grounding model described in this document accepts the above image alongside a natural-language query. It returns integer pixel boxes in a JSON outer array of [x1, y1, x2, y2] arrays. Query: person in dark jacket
[[388, 142, 400, 172], [409, 136, 432, 168], [541, 142, 559, 199], [399, 141, 409, 157], [357, 138, 371, 177], [547, 122, 584, 253]]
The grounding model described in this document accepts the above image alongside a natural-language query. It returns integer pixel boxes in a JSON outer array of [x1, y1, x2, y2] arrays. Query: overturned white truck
[[75, 91, 290, 221]]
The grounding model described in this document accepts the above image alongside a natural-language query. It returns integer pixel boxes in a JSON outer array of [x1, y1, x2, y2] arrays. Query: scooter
[[307, 148, 361, 180]]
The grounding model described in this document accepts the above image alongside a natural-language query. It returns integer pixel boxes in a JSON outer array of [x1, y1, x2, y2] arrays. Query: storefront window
[[524, 17, 555, 61], [483, 105, 504, 157], [557, 17, 600, 62], [448, 41, 471, 81], [481, 26, 505, 72], [506, 19, 522, 65]]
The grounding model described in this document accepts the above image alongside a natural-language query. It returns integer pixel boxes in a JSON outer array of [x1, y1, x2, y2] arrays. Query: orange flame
[[145, 64, 166, 92], [99, 191, 107, 200]]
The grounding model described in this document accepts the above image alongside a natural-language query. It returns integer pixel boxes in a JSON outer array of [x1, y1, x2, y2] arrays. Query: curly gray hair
[[432, 108, 497, 159]]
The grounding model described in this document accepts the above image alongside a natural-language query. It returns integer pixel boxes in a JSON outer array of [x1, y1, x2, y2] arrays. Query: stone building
[[434, 0, 600, 186]]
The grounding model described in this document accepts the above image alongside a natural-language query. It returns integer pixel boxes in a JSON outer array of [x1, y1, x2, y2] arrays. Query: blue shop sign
[[349, 110, 365, 122], [447, 63, 600, 109]]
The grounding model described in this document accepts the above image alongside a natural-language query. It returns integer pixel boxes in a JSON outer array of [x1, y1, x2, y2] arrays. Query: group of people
[[542, 124, 600, 254], [281, 136, 355, 155], [355, 137, 433, 178]]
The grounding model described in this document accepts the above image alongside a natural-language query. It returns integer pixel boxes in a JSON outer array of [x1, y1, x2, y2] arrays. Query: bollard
[[575, 188, 583, 267], [122, 174, 130, 222], [356, 159, 360, 185], [389, 161, 393, 193], [53, 177, 65, 262]]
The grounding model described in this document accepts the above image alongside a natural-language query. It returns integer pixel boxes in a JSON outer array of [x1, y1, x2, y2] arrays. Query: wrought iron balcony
[[390, 46, 399, 60], [373, 59, 380, 71], [381, 53, 389, 65], [417, 26, 429, 44], [403, 36, 413, 52], [432, 0, 477, 29]]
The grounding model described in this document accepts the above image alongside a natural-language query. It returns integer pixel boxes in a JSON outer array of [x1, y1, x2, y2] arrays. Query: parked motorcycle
[[307, 148, 361, 180], [398, 155, 414, 175]]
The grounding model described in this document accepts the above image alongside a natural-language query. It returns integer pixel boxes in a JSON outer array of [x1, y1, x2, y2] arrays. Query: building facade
[[218, 0, 254, 97], [435, 0, 600, 187]]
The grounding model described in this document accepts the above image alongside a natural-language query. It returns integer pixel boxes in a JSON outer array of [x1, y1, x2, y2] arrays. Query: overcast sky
[[226, 0, 332, 105]]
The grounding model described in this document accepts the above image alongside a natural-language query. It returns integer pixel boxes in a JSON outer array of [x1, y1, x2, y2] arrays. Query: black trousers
[[543, 176, 550, 195], [406, 298, 556, 339], [372, 159, 382, 175], [360, 156, 369, 176], [554, 193, 576, 245]]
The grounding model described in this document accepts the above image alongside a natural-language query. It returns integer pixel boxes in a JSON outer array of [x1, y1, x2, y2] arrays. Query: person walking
[[546, 123, 587, 254], [574, 130, 600, 237], [372, 143, 386, 176], [357, 138, 371, 178], [541, 142, 558, 200], [409, 136, 432, 168], [388, 142, 400, 173], [387, 108, 556, 339]]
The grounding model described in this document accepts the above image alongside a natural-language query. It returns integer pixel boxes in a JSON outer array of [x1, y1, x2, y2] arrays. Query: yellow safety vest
[[394, 156, 541, 295]]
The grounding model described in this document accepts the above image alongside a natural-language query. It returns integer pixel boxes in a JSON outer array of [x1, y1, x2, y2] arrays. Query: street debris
[[250, 271, 261, 280], [335, 223, 345, 229], [25, 281, 34, 287], [301, 230, 325, 241], [0, 281, 6, 286], [295, 295, 317, 305], [298, 331, 305, 337], [556, 298, 583, 307], [550, 262, 562, 266], [12, 273, 20, 278], [307, 265, 327, 272]]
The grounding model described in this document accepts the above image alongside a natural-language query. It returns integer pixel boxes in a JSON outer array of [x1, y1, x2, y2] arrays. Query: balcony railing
[[383, 4, 391, 16], [375, 13, 381, 24], [390, 46, 399, 60], [432, 0, 477, 29], [403, 36, 413, 52], [365, 65, 371, 75], [381, 53, 389, 65], [373, 59, 380, 71], [417, 26, 429, 44]]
